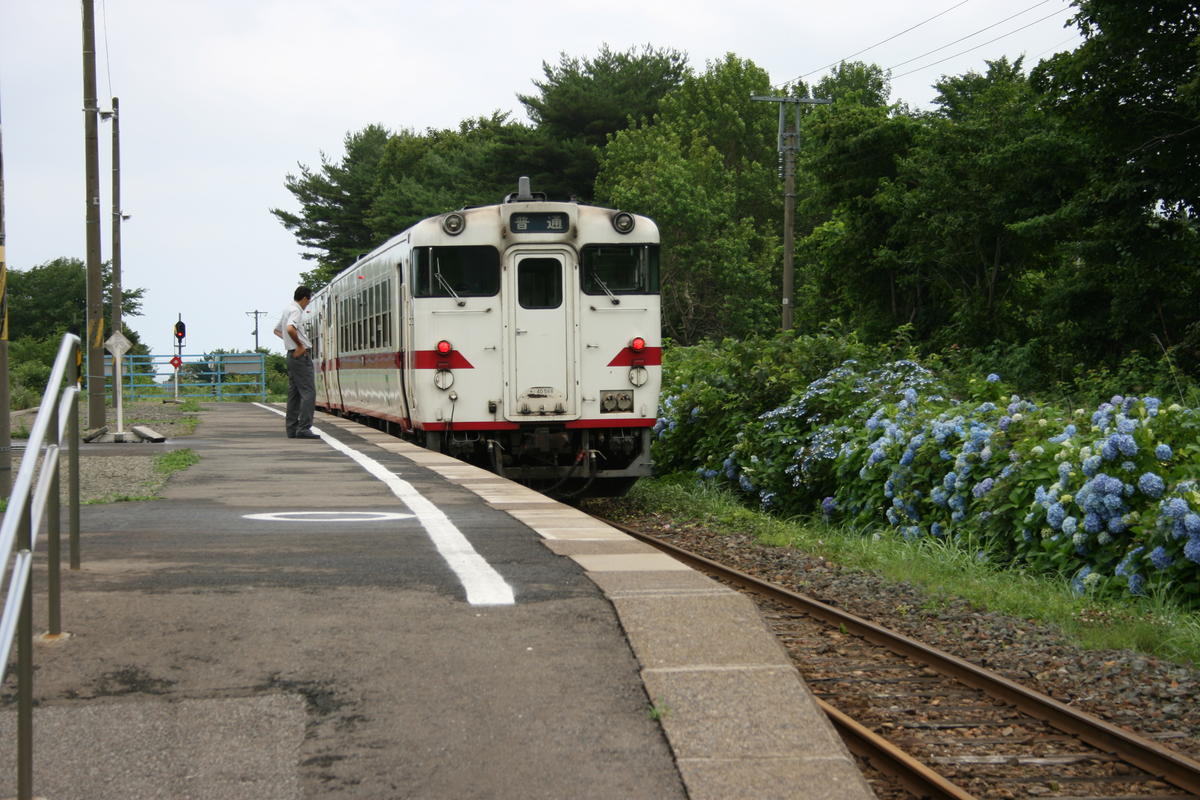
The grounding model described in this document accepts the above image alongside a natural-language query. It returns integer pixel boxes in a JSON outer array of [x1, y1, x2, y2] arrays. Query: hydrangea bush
[[654, 348, 1200, 606]]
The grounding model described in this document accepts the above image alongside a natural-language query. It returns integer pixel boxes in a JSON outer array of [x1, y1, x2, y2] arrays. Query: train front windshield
[[581, 245, 660, 295], [413, 246, 501, 297]]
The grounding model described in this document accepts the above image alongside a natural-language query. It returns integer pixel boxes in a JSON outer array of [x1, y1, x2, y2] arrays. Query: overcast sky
[[0, 0, 1081, 358]]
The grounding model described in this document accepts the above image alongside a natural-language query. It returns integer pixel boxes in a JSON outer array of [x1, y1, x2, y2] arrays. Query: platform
[[0, 403, 873, 799]]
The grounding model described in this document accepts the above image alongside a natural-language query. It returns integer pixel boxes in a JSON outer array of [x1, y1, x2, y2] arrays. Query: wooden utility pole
[[82, 0, 105, 427], [751, 94, 831, 331]]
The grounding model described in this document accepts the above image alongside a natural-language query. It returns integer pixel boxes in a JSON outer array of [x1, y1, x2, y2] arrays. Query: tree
[[876, 59, 1090, 350], [596, 55, 780, 343], [520, 44, 689, 146], [1031, 1, 1200, 371], [518, 44, 689, 199], [7, 257, 144, 341], [272, 124, 392, 286], [791, 63, 918, 339]]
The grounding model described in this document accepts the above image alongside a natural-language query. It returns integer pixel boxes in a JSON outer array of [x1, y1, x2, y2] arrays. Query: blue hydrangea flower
[[1062, 516, 1078, 536], [1138, 472, 1165, 499], [1128, 573, 1146, 595], [1081, 456, 1102, 477], [821, 496, 837, 516], [973, 478, 995, 498], [1149, 546, 1173, 570], [738, 474, 754, 493], [1185, 536, 1200, 565], [1186, 513, 1200, 536], [1155, 443, 1173, 461], [1162, 497, 1190, 519], [1047, 503, 1066, 530], [1070, 565, 1092, 595], [986, 373, 1000, 382]]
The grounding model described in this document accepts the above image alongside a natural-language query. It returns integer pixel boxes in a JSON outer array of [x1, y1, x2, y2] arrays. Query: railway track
[[597, 515, 1200, 800]]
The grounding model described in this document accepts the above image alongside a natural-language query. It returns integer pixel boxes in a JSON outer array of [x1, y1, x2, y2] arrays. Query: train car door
[[505, 247, 576, 419], [401, 281, 417, 421]]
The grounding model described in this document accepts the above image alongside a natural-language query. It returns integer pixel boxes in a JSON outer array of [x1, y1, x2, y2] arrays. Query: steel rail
[[816, 697, 978, 800], [603, 518, 1200, 796]]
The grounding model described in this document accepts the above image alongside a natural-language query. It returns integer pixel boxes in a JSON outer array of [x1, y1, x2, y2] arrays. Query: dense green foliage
[[4, 257, 148, 408], [276, 5, 1200, 393], [653, 334, 1200, 605]]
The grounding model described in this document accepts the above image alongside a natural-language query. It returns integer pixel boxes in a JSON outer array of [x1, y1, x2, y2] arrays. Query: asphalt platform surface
[[0, 403, 874, 800]]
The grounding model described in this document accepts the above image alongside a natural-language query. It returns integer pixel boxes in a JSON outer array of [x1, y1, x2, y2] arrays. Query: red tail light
[[436, 340, 453, 355], [630, 337, 646, 352]]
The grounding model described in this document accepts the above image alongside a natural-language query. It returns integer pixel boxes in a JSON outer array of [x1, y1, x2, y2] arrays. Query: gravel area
[[11, 400, 202, 504], [588, 507, 1200, 764]]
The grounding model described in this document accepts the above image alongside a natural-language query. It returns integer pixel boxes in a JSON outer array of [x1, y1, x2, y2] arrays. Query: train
[[305, 178, 662, 497]]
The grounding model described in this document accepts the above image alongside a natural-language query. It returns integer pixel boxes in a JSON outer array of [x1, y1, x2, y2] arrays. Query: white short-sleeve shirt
[[275, 301, 311, 351]]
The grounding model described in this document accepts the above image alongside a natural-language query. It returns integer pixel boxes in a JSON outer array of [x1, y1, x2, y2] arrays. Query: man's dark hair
[[294, 286, 313, 302]]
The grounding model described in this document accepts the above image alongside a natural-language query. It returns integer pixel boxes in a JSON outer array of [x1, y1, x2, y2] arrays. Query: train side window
[[413, 246, 500, 298], [581, 244, 660, 294], [517, 258, 563, 309]]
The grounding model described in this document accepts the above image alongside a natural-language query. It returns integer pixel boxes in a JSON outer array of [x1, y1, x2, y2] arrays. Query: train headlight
[[611, 211, 635, 234], [442, 212, 466, 236], [434, 369, 455, 390]]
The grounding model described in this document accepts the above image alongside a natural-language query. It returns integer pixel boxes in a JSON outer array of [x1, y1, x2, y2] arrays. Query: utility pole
[[82, 0, 105, 427], [751, 94, 831, 331], [246, 310, 269, 350], [105, 98, 122, 356], [101, 98, 128, 437], [0, 86, 10, 495]]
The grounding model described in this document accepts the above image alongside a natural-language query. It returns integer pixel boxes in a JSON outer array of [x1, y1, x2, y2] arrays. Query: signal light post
[[172, 318, 185, 401]]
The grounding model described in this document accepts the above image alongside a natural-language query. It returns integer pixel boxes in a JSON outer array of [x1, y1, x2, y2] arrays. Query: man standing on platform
[[273, 286, 320, 439]]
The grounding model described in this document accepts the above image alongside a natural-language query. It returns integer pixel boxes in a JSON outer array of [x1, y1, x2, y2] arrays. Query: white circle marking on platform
[[243, 511, 415, 523]]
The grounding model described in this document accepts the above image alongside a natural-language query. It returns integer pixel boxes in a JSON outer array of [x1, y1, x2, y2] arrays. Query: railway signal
[[173, 320, 186, 345]]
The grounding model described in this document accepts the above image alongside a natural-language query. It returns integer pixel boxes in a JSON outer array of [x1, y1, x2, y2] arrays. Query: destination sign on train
[[509, 213, 568, 233]]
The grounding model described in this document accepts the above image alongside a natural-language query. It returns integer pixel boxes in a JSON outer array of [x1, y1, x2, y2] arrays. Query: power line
[[891, 7, 1073, 80], [100, 0, 114, 98], [887, 0, 1054, 72], [781, 0, 973, 88]]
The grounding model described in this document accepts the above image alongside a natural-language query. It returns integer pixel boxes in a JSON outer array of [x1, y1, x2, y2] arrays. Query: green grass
[[594, 476, 1200, 667], [156, 448, 199, 475], [85, 448, 200, 505]]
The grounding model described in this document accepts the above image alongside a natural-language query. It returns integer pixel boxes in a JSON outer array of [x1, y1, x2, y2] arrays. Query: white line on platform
[[254, 404, 516, 606]]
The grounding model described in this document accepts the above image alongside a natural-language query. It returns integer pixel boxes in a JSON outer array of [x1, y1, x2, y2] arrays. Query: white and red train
[[305, 178, 661, 496]]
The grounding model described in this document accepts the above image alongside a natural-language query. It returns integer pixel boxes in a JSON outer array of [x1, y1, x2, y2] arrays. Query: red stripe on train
[[606, 346, 662, 367]]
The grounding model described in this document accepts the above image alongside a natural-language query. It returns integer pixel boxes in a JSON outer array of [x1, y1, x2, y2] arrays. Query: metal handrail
[[0, 333, 82, 800]]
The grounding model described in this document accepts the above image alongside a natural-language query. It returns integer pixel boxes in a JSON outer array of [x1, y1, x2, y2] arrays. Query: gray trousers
[[286, 351, 316, 435]]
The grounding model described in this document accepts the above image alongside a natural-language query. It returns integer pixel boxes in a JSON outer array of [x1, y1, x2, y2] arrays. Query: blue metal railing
[[1, 333, 82, 800], [102, 352, 267, 401]]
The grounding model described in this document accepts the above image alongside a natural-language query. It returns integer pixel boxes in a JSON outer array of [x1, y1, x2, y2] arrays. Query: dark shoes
[[293, 431, 321, 440]]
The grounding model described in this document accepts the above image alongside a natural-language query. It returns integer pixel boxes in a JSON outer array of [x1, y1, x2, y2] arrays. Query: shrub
[[664, 334, 1200, 606]]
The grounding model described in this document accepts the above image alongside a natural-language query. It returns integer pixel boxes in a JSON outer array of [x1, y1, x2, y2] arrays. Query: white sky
[[0, 0, 1081, 357]]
